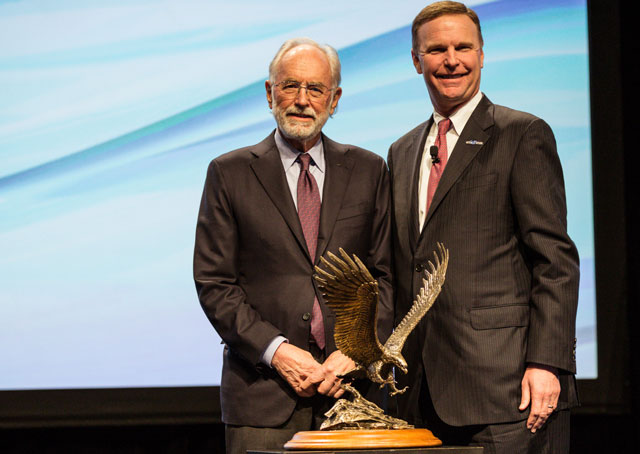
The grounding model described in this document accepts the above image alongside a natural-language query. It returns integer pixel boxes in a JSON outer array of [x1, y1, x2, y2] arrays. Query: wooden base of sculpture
[[284, 428, 441, 450]]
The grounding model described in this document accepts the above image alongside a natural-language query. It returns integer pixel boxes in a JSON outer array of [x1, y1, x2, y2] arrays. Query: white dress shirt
[[275, 128, 325, 207], [418, 91, 484, 230]]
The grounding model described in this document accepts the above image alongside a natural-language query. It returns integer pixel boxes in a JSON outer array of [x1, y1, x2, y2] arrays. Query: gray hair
[[268, 37, 341, 88]]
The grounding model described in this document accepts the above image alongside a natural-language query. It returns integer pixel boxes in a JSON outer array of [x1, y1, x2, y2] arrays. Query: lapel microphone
[[430, 145, 440, 164]]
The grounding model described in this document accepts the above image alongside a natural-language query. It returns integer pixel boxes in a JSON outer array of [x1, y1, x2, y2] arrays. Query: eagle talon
[[389, 384, 408, 396]]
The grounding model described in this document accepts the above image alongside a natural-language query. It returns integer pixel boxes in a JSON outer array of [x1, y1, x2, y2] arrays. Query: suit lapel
[[408, 119, 432, 251], [249, 133, 310, 260], [422, 96, 494, 227], [389, 120, 430, 254], [316, 135, 354, 263]]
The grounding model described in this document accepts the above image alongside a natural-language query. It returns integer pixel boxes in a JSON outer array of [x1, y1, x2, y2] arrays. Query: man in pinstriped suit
[[194, 38, 393, 454], [388, 2, 579, 452]]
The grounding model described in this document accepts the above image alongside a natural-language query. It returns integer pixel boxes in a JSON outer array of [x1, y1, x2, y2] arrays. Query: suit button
[[302, 312, 311, 321], [415, 263, 424, 272]]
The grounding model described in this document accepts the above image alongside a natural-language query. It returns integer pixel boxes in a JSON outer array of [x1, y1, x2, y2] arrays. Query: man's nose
[[444, 48, 459, 66], [294, 86, 311, 105]]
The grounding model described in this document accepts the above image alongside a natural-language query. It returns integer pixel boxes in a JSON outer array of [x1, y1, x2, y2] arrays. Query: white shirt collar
[[433, 90, 483, 134], [274, 128, 325, 173]]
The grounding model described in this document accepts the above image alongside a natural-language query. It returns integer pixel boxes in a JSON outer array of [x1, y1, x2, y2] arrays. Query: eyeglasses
[[273, 80, 335, 99]]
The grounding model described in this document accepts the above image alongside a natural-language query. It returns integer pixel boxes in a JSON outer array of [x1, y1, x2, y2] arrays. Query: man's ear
[[329, 87, 342, 115], [265, 80, 273, 109], [411, 49, 423, 75]]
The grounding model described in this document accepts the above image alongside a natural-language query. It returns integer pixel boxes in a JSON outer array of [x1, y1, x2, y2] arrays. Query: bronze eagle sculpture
[[314, 243, 448, 396]]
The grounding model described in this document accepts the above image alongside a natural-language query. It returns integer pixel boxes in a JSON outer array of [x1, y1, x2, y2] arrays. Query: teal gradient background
[[0, 0, 594, 389]]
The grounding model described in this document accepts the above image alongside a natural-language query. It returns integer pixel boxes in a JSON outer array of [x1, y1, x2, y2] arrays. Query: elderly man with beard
[[193, 38, 393, 454]]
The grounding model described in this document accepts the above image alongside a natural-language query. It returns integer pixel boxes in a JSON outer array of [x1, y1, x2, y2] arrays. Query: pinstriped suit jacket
[[388, 95, 580, 427], [194, 132, 393, 427]]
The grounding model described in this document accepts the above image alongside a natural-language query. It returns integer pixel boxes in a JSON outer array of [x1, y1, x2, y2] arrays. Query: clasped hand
[[271, 343, 355, 398]]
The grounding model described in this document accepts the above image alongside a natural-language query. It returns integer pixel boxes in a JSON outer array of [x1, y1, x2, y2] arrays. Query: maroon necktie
[[426, 118, 452, 212], [296, 152, 325, 349]]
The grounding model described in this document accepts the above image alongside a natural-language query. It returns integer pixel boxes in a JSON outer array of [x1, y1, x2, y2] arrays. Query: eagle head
[[391, 354, 408, 376]]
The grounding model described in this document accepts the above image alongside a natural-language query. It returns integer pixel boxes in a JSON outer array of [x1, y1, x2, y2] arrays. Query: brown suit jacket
[[388, 95, 580, 426], [194, 131, 392, 426]]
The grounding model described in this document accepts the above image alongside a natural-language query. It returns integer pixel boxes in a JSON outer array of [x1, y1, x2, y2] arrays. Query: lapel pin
[[465, 140, 483, 145]]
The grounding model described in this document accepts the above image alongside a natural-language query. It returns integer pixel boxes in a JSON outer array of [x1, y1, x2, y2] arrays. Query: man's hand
[[519, 363, 560, 433], [271, 343, 322, 397], [304, 350, 356, 398]]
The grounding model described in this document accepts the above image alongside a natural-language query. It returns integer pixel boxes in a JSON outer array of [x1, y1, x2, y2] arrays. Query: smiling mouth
[[437, 73, 468, 79]]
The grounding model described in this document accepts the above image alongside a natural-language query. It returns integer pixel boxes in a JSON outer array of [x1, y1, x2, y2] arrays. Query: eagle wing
[[384, 243, 449, 356], [314, 249, 385, 368]]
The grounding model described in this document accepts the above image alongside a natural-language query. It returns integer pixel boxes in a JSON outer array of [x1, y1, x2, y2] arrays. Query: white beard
[[273, 103, 330, 143]]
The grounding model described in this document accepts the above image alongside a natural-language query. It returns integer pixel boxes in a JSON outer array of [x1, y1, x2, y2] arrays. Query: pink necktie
[[297, 153, 325, 349], [426, 118, 452, 212]]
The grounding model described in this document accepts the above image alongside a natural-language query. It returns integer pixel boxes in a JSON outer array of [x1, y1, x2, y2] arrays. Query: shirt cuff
[[261, 336, 288, 367]]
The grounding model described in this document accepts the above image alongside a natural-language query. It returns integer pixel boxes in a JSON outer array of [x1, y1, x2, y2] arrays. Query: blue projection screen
[[0, 0, 595, 390]]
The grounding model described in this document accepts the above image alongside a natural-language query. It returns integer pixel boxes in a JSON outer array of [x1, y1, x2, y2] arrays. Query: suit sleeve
[[510, 119, 580, 374], [193, 160, 282, 366], [368, 157, 394, 344]]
